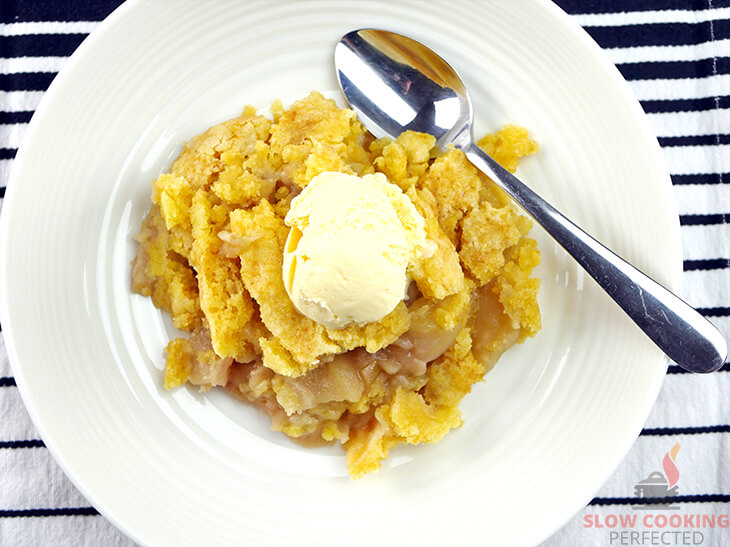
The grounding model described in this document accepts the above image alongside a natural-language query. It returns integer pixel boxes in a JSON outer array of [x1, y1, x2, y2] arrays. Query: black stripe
[[0, 0, 122, 23], [684, 258, 730, 271], [667, 362, 730, 374], [582, 20, 730, 49], [641, 96, 730, 114], [641, 425, 730, 436], [0, 149, 17, 160], [0, 111, 34, 124], [0, 440, 45, 449], [0, 186, 6, 199], [0, 72, 56, 92], [555, 0, 717, 14], [0, 507, 99, 518], [590, 494, 730, 506], [672, 173, 729, 185], [617, 58, 730, 81], [680, 213, 729, 226], [0, 377, 16, 387], [659, 134, 730, 147], [697, 306, 730, 317], [2, 34, 89, 58]]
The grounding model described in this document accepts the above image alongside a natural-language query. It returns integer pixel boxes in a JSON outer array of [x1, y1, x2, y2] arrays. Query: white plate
[[0, 1, 680, 545]]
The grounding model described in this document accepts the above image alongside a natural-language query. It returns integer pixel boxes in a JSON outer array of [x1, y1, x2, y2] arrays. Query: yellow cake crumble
[[132, 91, 541, 478]]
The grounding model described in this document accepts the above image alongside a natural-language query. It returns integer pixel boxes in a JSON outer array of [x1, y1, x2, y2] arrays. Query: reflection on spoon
[[335, 28, 727, 373]]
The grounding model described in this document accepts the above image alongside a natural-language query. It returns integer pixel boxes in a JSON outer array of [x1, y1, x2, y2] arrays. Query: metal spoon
[[335, 28, 727, 373]]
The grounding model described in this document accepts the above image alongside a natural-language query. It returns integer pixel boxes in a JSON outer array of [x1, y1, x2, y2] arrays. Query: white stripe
[[0, 158, 12, 185], [647, 364, 730, 427], [628, 74, 730, 101], [0, 386, 39, 440], [593, 434, 730, 495], [674, 183, 730, 216], [662, 144, 730, 174], [682, 224, 730, 261], [604, 39, 730, 64], [682, 269, 730, 309], [0, 336, 11, 377], [0, 123, 27, 149], [572, 7, 730, 27], [648, 110, 730, 137], [0, 448, 95, 507], [0, 21, 98, 36], [0, 91, 44, 112], [0, 56, 67, 74], [0, 518, 132, 546]]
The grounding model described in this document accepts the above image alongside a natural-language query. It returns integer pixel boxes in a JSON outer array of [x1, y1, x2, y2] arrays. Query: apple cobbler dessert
[[132, 91, 541, 478]]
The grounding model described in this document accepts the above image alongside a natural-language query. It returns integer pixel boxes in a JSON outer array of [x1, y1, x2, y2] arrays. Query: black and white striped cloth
[[1, 1, 728, 545]]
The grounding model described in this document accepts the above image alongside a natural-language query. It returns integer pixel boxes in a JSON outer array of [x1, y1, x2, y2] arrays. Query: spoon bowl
[[335, 28, 727, 373], [335, 29, 472, 147]]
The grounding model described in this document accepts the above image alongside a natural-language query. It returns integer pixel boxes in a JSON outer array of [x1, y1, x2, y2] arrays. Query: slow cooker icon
[[633, 471, 679, 510]]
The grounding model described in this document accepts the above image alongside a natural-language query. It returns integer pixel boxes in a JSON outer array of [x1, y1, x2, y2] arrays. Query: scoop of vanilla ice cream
[[283, 171, 434, 329]]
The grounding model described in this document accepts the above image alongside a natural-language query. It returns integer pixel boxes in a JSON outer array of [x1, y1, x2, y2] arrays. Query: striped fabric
[[0, 1, 728, 545]]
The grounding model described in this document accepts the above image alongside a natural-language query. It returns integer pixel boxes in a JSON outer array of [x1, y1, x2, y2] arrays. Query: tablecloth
[[1, 0, 728, 545]]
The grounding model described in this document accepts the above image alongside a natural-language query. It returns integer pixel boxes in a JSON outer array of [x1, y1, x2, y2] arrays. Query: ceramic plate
[[0, 1, 680, 545]]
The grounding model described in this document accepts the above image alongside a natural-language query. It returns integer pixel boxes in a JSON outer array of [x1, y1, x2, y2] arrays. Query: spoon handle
[[463, 143, 727, 373]]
